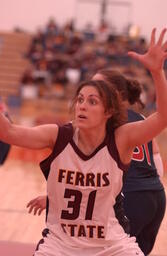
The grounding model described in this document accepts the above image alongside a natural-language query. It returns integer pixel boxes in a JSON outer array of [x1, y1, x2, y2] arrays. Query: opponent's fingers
[[26, 198, 38, 207], [128, 51, 142, 61], [149, 28, 156, 47], [38, 208, 45, 216], [28, 205, 34, 214], [157, 28, 167, 46], [27, 201, 33, 208], [27, 200, 39, 208], [34, 206, 40, 215]]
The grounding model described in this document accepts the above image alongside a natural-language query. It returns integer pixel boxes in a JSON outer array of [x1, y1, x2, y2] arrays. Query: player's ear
[[105, 109, 113, 119]]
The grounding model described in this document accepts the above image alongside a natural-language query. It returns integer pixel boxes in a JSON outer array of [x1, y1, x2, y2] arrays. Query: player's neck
[[76, 128, 106, 155]]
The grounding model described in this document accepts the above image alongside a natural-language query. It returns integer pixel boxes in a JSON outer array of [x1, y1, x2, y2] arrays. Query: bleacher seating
[[0, 32, 32, 98]]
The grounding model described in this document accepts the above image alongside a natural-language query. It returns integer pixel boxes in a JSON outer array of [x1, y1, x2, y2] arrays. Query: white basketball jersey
[[37, 123, 144, 256]]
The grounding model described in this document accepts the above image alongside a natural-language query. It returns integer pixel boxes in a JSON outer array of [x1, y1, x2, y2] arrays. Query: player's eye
[[77, 96, 84, 104], [88, 98, 98, 105]]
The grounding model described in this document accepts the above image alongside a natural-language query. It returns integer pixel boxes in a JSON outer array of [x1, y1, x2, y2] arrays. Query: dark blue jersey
[[123, 109, 164, 192], [0, 141, 10, 165]]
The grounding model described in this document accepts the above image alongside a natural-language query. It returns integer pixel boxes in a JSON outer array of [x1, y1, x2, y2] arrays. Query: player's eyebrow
[[78, 93, 100, 99]]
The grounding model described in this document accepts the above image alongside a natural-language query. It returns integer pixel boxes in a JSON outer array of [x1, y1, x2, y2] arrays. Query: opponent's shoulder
[[127, 109, 144, 122]]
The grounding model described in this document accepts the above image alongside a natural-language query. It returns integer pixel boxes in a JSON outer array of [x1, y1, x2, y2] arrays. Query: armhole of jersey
[[107, 130, 129, 172], [0, 141, 11, 165], [128, 109, 145, 122], [139, 113, 146, 119], [40, 123, 73, 180]]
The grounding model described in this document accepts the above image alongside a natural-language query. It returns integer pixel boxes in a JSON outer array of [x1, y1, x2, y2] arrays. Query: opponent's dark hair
[[96, 69, 145, 108]]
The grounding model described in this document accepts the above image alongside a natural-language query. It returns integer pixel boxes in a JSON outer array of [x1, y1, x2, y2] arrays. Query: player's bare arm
[[115, 28, 167, 164], [0, 113, 58, 149]]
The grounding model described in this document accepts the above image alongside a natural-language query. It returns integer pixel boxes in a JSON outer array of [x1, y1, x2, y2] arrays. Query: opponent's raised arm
[[116, 28, 167, 163], [128, 28, 167, 120], [124, 29, 167, 145], [0, 113, 58, 149]]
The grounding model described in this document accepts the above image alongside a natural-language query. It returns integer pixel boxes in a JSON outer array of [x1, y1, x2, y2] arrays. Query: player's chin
[[76, 120, 90, 129]]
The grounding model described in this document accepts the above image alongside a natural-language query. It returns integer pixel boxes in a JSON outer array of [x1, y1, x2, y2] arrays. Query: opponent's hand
[[26, 195, 46, 216], [128, 28, 167, 73]]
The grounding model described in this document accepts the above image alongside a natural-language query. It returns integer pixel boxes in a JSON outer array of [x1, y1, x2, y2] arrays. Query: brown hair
[[70, 79, 127, 129], [96, 69, 145, 108]]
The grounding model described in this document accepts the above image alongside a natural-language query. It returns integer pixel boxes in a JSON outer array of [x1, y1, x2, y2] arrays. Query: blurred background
[[0, 1, 167, 255]]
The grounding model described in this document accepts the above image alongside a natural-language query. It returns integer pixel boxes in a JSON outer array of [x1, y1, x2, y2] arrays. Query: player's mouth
[[78, 114, 87, 119]]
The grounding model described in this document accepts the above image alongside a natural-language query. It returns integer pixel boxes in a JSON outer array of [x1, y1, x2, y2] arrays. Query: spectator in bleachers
[[21, 18, 161, 115]]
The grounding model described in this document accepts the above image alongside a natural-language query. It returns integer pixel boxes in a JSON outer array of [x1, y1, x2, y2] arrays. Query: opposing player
[[93, 68, 166, 255]]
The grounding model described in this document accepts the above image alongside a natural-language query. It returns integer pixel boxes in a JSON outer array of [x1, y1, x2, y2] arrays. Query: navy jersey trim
[[40, 122, 128, 178], [70, 127, 128, 171], [40, 123, 73, 180], [106, 129, 129, 172], [70, 137, 107, 161]]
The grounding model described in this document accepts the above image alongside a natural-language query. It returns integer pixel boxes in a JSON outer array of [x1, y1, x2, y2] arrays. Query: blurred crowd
[[20, 18, 163, 115]]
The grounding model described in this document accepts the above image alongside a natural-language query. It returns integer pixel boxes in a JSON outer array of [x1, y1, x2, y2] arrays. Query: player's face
[[75, 85, 111, 130]]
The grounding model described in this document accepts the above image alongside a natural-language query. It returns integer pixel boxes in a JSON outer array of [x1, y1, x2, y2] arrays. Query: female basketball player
[[27, 28, 166, 255], [1, 28, 167, 256]]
